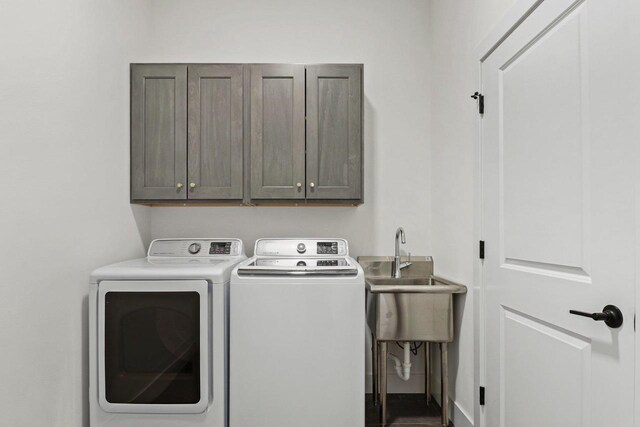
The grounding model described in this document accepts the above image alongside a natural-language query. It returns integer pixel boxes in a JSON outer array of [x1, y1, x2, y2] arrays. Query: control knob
[[297, 243, 306, 254], [188, 243, 201, 255]]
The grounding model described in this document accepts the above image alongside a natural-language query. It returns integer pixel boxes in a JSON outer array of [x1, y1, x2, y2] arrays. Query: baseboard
[[452, 400, 474, 427], [365, 373, 474, 427]]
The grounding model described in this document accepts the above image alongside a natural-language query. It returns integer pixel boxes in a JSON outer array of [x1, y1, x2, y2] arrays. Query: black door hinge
[[471, 92, 484, 114], [479, 240, 485, 259], [479, 386, 485, 405]]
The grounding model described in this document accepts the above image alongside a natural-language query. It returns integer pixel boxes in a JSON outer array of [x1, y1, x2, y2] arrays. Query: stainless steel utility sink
[[359, 255, 467, 427], [359, 256, 466, 343]]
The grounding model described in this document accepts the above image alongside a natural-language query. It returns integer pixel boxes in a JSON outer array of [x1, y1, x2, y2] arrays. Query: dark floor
[[365, 394, 453, 426]]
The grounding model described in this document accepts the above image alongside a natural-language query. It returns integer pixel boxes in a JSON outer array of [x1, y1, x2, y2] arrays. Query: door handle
[[569, 305, 623, 328]]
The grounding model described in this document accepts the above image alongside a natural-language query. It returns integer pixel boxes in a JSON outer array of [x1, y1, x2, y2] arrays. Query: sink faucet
[[393, 227, 411, 278]]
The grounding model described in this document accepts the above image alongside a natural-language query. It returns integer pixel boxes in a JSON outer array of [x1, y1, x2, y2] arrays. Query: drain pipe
[[387, 342, 412, 381]]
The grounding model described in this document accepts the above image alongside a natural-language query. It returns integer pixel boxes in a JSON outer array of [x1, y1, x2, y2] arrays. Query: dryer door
[[97, 280, 209, 414]]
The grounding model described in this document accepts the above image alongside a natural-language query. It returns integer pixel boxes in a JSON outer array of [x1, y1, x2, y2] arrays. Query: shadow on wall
[[131, 205, 152, 248], [429, 292, 466, 410], [364, 96, 376, 208], [80, 205, 150, 426]]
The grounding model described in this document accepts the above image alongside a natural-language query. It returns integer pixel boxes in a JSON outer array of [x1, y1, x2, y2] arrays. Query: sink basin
[[358, 257, 466, 342]]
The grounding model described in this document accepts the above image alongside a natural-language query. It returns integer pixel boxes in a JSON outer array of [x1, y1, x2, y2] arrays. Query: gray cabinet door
[[188, 64, 244, 199], [306, 65, 363, 200], [131, 65, 188, 200], [250, 64, 306, 200]]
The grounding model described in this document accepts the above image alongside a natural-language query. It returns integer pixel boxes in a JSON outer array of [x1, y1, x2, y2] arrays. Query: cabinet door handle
[[176, 182, 184, 190], [189, 182, 197, 189], [296, 182, 302, 190], [309, 182, 315, 189]]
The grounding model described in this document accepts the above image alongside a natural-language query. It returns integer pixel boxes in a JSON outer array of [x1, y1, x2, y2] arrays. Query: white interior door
[[480, 0, 637, 426]]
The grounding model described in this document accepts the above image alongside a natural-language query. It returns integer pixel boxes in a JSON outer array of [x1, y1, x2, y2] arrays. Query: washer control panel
[[255, 239, 348, 257], [317, 241, 338, 255], [317, 259, 339, 266], [209, 241, 232, 255], [252, 258, 349, 267], [148, 239, 244, 257]]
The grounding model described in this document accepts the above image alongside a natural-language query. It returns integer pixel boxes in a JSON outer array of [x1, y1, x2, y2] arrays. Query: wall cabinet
[[131, 64, 243, 202], [131, 65, 188, 200], [188, 64, 244, 199], [249, 64, 306, 200], [131, 63, 363, 205], [305, 64, 362, 200]]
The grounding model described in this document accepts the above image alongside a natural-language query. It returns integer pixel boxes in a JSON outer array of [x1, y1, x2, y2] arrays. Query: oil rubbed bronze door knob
[[569, 305, 623, 328]]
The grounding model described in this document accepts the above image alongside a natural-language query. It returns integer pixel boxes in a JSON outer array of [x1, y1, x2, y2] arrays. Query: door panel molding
[[502, 258, 591, 283], [496, 3, 590, 276], [499, 306, 591, 427]]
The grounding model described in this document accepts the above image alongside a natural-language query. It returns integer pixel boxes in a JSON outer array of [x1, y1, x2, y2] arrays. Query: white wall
[[146, 0, 433, 391], [0, 1, 151, 426], [427, 0, 516, 425]]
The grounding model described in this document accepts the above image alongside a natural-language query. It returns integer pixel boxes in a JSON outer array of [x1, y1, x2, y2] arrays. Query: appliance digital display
[[317, 242, 338, 255], [210, 242, 231, 255]]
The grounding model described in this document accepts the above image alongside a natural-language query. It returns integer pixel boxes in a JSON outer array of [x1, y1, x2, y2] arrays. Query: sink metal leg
[[380, 342, 388, 425], [425, 342, 431, 405], [372, 336, 379, 405], [440, 342, 449, 427]]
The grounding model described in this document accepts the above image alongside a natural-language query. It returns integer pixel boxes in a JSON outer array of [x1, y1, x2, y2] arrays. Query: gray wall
[[0, 1, 151, 426]]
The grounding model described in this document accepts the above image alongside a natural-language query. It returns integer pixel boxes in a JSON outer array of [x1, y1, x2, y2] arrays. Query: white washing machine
[[230, 238, 365, 427], [89, 238, 246, 427]]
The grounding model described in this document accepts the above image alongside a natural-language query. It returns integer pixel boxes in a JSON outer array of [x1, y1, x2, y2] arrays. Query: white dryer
[[230, 238, 365, 427], [89, 238, 246, 427]]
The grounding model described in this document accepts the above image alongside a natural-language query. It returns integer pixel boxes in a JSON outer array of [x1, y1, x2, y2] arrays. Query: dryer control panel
[[148, 239, 244, 257], [254, 238, 348, 257]]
